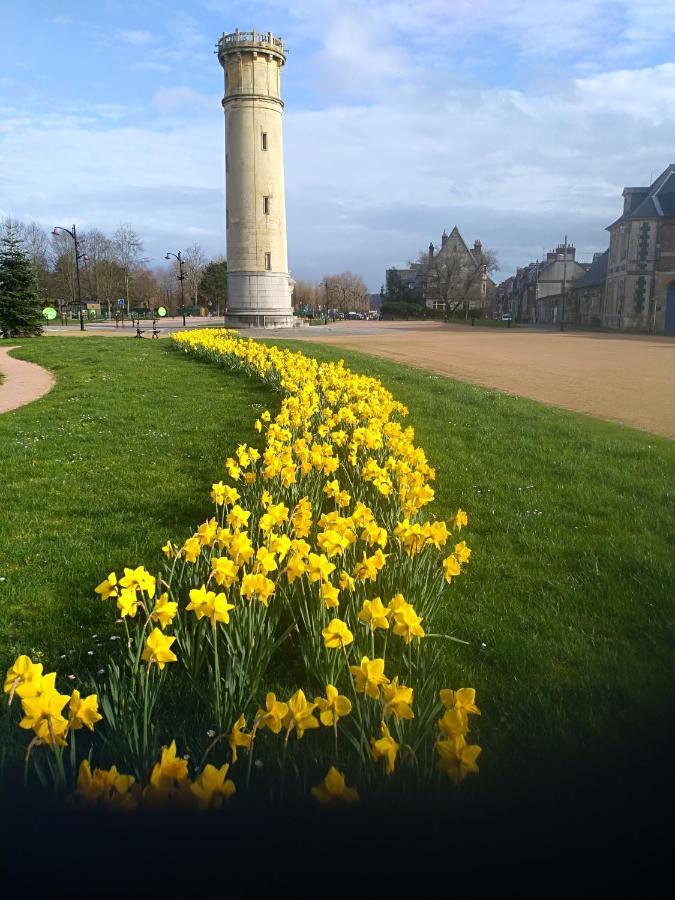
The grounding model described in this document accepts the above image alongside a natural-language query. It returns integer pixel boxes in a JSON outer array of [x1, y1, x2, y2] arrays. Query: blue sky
[[1, 0, 675, 289]]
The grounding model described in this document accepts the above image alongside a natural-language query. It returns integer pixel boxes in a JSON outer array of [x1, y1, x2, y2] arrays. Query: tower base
[[227, 271, 295, 328], [225, 312, 297, 329]]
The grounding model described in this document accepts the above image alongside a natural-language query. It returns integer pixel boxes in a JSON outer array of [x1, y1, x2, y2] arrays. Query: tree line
[[292, 271, 371, 315], [0, 218, 228, 317]]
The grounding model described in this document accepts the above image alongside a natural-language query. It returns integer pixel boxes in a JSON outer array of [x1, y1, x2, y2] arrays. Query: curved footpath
[[0, 345, 55, 414]]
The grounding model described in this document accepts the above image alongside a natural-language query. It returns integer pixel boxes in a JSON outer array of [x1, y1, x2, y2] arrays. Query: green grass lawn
[[1, 334, 673, 788], [264, 338, 675, 785], [0, 337, 270, 670]]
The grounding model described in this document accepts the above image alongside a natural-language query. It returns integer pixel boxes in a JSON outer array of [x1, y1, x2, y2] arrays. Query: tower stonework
[[217, 29, 294, 328]]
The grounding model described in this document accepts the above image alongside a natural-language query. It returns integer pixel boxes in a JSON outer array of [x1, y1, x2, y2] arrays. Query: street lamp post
[[52, 224, 86, 331], [165, 251, 187, 326]]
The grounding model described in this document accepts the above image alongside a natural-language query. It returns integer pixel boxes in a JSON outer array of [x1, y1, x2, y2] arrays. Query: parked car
[[501, 313, 513, 322]]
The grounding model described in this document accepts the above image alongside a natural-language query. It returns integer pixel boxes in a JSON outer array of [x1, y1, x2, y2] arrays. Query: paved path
[[0, 345, 55, 414]]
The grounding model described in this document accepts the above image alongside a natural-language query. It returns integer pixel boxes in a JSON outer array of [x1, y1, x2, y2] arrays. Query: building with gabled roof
[[604, 164, 675, 332]]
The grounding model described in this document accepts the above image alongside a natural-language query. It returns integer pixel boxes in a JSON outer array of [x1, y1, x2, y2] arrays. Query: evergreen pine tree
[[0, 222, 44, 337]]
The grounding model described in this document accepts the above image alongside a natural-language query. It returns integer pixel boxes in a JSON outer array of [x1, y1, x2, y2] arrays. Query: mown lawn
[[0, 337, 270, 670], [1, 334, 673, 789], [266, 338, 675, 787]]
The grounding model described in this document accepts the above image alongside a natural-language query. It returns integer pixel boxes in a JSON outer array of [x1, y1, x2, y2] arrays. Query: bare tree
[[82, 229, 125, 317], [113, 222, 146, 312], [292, 277, 323, 313], [15, 221, 50, 293], [323, 271, 369, 314], [416, 245, 498, 314], [183, 242, 207, 309]]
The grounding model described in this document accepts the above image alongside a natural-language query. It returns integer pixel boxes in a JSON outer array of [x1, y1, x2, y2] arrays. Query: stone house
[[604, 164, 675, 333], [533, 243, 588, 324], [386, 227, 494, 312], [566, 250, 609, 327], [512, 243, 587, 323]]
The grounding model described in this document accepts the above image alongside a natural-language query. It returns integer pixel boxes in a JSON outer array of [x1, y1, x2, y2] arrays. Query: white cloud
[[119, 29, 154, 45]]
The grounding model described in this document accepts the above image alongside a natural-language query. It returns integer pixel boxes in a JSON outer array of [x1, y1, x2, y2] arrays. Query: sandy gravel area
[[0, 345, 55, 414], [283, 322, 675, 438], [39, 319, 675, 437]]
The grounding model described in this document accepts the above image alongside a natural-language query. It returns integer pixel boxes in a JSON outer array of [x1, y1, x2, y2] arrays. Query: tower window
[[261, 132, 268, 150], [263, 196, 270, 215], [264, 252, 271, 270]]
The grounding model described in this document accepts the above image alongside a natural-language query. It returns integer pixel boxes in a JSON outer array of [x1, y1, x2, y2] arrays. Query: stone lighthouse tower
[[217, 29, 294, 327]]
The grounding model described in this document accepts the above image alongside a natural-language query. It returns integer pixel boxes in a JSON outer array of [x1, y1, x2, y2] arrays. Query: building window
[[264, 252, 271, 270], [263, 196, 270, 215], [261, 132, 268, 150], [481, 282, 486, 294], [226, 208, 229, 227]]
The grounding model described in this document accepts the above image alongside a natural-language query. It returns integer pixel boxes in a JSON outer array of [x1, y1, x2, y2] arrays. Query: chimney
[[441, 229, 448, 248], [622, 187, 649, 215], [473, 239, 482, 255], [429, 242, 434, 259]]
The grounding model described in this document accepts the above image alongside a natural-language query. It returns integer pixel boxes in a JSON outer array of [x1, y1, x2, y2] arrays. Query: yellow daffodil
[[227, 504, 251, 531], [254, 546, 278, 575], [358, 597, 391, 631], [116, 586, 140, 619], [315, 684, 352, 726], [322, 618, 354, 649], [151, 592, 178, 629], [20, 682, 70, 747], [76, 760, 138, 812], [283, 689, 320, 738], [392, 605, 425, 643], [307, 553, 336, 583], [442, 554, 462, 584], [285, 553, 306, 584], [436, 736, 481, 783], [438, 706, 469, 738], [161, 540, 177, 559], [142, 628, 178, 670], [240, 573, 275, 606], [182, 536, 202, 563], [349, 656, 389, 699], [440, 687, 480, 716], [68, 690, 103, 731], [311, 767, 359, 805], [454, 541, 472, 564], [94, 572, 118, 600], [119, 565, 156, 598], [197, 517, 218, 547], [338, 571, 355, 592], [353, 549, 387, 582], [320, 581, 340, 608], [371, 721, 400, 774], [228, 714, 253, 763], [4, 655, 43, 701], [255, 693, 289, 734], [382, 678, 414, 721], [149, 740, 189, 791], [190, 763, 236, 809], [211, 556, 239, 588], [453, 509, 468, 531]]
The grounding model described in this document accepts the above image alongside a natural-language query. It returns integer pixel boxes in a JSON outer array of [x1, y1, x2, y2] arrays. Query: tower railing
[[219, 30, 284, 51]]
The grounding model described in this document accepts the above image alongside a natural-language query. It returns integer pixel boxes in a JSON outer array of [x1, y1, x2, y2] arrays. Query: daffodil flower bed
[[4, 329, 482, 811]]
